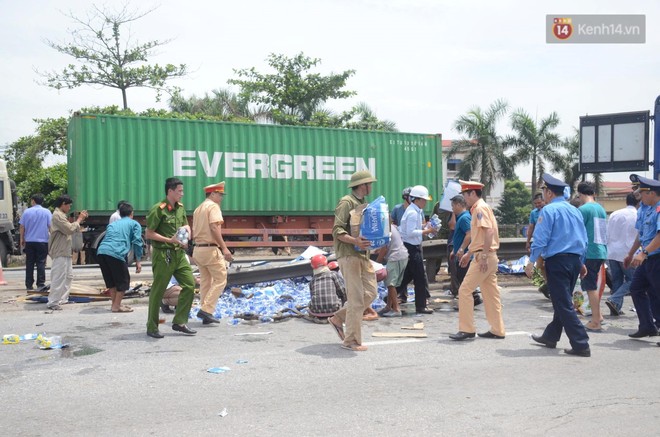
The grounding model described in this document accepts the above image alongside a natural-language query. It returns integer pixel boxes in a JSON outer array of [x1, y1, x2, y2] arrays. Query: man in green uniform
[[145, 177, 196, 338]]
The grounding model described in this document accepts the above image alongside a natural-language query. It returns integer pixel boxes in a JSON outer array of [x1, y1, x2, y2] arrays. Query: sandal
[[328, 316, 345, 341], [341, 343, 368, 351]]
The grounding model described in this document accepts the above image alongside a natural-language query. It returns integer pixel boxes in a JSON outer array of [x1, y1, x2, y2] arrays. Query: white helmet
[[409, 185, 431, 200]]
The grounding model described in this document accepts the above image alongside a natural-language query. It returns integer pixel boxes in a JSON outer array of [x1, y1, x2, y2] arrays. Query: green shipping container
[[68, 114, 443, 217]]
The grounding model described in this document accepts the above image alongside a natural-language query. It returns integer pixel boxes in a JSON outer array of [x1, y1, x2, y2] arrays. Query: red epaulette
[[656, 205, 660, 213]]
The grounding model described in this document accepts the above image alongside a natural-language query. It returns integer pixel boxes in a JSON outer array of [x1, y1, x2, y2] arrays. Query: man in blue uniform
[[525, 174, 591, 357], [624, 174, 660, 344]]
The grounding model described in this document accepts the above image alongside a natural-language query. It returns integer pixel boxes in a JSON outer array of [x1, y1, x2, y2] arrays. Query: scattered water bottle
[[227, 318, 241, 326], [176, 227, 189, 245], [3, 334, 20, 344], [425, 214, 442, 239], [259, 316, 274, 323]]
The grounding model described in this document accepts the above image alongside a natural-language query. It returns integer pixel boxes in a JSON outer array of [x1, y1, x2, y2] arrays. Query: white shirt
[[109, 210, 121, 224], [400, 203, 424, 246], [606, 205, 638, 262], [385, 225, 409, 262]]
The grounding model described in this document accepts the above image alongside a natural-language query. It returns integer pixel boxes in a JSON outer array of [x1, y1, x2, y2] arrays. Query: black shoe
[[605, 300, 623, 316], [531, 334, 556, 348], [473, 293, 483, 306], [198, 310, 221, 324], [628, 329, 659, 338], [564, 348, 591, 357], [416, 308, 434, 314], [478, 331, 505, 339], [147, 331, 164, 339], [172, 324, 197, 335], [161, 303, 174, 314], [449, 331, 476, 341]]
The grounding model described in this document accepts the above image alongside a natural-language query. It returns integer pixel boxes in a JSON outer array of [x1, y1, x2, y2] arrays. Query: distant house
[[442, 140, 505, 206], [599, 181, 634, 213]]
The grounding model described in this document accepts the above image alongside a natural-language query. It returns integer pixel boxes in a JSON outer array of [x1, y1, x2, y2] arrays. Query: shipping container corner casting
[[68, 113, 443, 253]]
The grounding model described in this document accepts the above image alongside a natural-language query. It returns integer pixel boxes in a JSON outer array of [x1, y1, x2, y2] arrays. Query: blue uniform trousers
[[542, 254, 590, 351], [629, 255, 660, 332]]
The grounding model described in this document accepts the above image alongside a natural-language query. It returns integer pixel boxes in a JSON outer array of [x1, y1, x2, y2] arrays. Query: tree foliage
[[494, 179, 532, 225], [18, 164, 68, 207], [228, 52, 356, 126], [37, 4, 187, 109], [169, 88, 270, 123], [448, 99, 514, 196], [506, 110, 563, 197]]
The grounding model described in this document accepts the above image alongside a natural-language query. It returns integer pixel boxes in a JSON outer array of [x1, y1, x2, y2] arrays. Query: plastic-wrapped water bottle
[[425, 214, 442, 239], [176, 227, 189, 245], [3, 334, 20, 344], [259, 316, 274, 323]]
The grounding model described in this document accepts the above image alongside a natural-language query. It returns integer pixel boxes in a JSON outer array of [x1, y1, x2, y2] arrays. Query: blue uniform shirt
[[97, 217, 144, 262], [530, 197, 587, 263], [529, 208, 541, 225], [391, 203, 406, 226], [452, 210, 471, 254], [638, 200, 660, 256]]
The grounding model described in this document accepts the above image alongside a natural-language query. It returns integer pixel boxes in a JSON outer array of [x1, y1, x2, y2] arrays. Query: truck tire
[[0, 239, 8, 267]]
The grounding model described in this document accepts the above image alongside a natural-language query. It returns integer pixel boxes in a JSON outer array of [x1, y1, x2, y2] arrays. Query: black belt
[[195, 243, 218, 247]]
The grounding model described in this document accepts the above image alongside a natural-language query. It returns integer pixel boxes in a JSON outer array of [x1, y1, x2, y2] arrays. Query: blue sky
[[1, 0, 657, 182]]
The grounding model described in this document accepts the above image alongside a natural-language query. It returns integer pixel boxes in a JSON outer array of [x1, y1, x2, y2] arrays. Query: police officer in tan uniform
[[192, 181, 233, 324]]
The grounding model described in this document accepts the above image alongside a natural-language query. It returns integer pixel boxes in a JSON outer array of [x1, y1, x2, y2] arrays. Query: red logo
[[553, 17, 573, 40]]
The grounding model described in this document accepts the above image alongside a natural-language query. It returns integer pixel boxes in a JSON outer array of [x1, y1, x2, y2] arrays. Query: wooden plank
[[372, 332, 427, 338]]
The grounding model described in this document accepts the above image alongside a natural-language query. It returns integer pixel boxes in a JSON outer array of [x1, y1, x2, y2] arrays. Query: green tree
[[37, 5, 187, 109], [494, 179, 532, 225], [448, 99, 514, 196], [506, 110, 564, 197], [18, 164, 68, 207], [169, 88, 270, 123], [228, 52, 356, 125], [341, 102, 397, 132]]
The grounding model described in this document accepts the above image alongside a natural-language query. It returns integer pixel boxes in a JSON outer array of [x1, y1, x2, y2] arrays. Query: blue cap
[[541, 173, 568, 192], [630, 174, 660, 190]]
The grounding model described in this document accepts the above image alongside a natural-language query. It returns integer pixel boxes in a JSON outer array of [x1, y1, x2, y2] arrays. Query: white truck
[[0, 159, 19, 266]]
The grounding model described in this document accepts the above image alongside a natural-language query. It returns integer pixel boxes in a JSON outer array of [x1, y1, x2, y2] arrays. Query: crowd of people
[[18, 169, 660, 354]]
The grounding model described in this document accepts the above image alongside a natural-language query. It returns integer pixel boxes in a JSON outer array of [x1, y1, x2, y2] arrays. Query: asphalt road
[[0, 265, 658, 436]]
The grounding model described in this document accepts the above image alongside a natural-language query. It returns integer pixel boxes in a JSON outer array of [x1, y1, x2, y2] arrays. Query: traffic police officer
[[145, 177, 196, 338], [525, 173, 591, 357], [625, 174, 660, 343]]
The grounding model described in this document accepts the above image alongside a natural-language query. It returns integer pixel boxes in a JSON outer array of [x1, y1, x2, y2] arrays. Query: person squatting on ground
[[96, 202, 143, 313], [450, 194, 483, 308], [396, 185, 435, 314], [605, 193, 639, 316], [19, 193, 52, 291], [375, 224, 408, 317], [308, 254, 346, 317], [192, 181, 234, 325], [47, 195, 88, 310], [328, 170, 379, 352], [526, 173, 591, 357], [449, 180, 505, 341], [576, 181, 608, 331], [145, 177, 196, 338], [625, 174, 660, 344]]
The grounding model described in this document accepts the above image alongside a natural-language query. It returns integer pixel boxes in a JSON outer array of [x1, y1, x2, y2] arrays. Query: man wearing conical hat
[[327, 170, 378, 352]]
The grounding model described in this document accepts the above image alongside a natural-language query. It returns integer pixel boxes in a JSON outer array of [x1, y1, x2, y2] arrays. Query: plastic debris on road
[[207, 367, 231, 374], [191, 271, 399, 323], [218, 408, 228, 417]]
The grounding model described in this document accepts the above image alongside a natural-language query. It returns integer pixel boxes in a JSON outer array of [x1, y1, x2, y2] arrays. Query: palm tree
[[448, 99, 514, 196], [343, 102, 397, 132], [506, 110, 564, 197], [169, 88, 272, 122]]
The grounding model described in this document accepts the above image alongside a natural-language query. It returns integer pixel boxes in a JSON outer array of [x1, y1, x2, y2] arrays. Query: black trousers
[[396, 242, 430, 312], [24, 242, 48, 289], [542, 254, 589, 351]]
